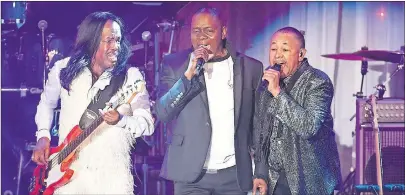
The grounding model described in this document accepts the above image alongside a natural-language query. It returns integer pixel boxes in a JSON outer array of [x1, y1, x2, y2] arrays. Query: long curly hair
[[60, 11, 131, 91]]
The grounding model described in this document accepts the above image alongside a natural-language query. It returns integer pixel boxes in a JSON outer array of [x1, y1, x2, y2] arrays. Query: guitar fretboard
[[46, 80, 143, 168], [56, 95, 123, 164]]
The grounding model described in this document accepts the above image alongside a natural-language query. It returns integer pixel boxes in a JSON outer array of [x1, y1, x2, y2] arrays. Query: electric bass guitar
[[29, 80, 145, 195], [370, 95, 384, 195]]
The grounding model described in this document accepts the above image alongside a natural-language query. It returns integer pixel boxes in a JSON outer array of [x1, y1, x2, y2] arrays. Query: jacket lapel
[[233, 54, 243, 130], [198, 72, 210, 113]]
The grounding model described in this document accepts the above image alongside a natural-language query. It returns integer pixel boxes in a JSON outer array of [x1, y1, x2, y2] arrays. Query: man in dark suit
[[252, 27, 341, 195], [155, 7, 263, 195]]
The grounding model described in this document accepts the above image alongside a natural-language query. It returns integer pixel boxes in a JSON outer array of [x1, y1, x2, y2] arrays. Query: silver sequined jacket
[[253, 59, 342, 195]]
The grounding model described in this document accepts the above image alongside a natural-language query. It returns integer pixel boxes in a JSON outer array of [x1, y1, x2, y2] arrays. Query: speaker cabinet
[[355, 99, 405, 187]]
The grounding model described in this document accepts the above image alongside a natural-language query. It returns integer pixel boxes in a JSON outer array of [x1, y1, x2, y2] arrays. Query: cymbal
[[321, 53, 375, 61], [354, 50, 404, 64]]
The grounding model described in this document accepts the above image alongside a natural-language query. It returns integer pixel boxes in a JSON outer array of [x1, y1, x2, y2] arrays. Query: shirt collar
[[281, 58, 308, 86]]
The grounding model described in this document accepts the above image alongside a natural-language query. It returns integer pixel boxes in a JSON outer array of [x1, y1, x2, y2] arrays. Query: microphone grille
[[141, 31, 152, 41], [38, 20, 48, 30], [273, 64, 281, 71]]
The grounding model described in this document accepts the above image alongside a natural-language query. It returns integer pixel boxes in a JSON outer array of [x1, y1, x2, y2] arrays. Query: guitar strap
[[78, 71, 127, 130]]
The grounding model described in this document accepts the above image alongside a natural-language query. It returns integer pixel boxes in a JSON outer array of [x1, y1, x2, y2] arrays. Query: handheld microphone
[[259, 64, 281, 92], [195, 58, 205, 76]]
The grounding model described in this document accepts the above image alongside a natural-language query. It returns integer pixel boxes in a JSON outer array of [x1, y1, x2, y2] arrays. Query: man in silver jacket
[[252, 27, 341, 195]]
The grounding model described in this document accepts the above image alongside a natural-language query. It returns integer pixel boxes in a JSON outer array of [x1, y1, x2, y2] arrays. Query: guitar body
[[29, 125, 82, 195]]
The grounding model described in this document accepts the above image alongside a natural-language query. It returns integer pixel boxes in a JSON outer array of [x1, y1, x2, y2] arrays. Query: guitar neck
[[58, 116, 105, 162], [374, 131, 383, 195], [371, 95, 383, 195], [52, 80, 144, 166]]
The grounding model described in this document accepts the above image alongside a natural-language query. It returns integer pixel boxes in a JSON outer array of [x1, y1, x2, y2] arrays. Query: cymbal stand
[[353, 46, 369, 99], [349, 62, 404, 121], [371, 60, 404, 100]]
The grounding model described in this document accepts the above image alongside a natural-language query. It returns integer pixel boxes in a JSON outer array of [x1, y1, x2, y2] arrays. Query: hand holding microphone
[[260, 64, 282, 96], [184, 46, 211, 80]]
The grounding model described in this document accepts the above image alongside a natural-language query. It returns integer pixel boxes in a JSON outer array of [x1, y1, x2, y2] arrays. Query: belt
[[203, 165, 235, 174]]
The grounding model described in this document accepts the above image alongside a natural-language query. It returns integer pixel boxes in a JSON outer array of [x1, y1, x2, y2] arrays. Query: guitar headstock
[[112, 80, 146, 108]]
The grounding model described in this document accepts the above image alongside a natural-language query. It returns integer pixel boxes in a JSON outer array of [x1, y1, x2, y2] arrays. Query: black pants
[[272, 171, 336, 195], [273, 171, 292, 195], [174, 166, 246, 195]]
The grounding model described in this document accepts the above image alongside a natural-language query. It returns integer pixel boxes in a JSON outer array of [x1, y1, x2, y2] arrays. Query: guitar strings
[[46, 82, 141, 169], [47, 94, 125, 168]]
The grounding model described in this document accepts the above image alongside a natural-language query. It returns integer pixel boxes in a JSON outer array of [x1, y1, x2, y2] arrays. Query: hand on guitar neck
[[32, 107, 121, 166], [99, 104, 121, 125], [32, 137, 51, 165]]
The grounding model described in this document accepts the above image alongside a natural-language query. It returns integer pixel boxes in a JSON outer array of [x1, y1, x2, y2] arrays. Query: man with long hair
[[32, 12, 154, 194], [155, 7, 263, 195]]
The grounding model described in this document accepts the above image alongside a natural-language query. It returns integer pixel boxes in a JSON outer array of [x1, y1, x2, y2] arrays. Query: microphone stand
[[40, 28, 48, 90], [37, 20, 49, 91]]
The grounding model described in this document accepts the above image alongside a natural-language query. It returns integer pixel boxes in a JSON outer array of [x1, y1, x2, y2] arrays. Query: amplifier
[[355, 98, 405, 187], [356, 98, 404, 124]]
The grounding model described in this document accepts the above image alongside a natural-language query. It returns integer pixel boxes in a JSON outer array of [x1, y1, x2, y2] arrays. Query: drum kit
[[323, 47, 405, 194], [1, 6, 71, 97], [322, 46, 404, 100]]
